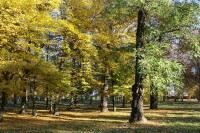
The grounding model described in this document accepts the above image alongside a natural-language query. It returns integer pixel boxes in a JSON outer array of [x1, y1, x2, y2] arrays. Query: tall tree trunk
[[129, 8, 147, 123], [13, 94, 17, 105], [74, 95, 78, 106], [50, 97, 53, 112], [0, 91, 6, 122], [198, 85, 200, 103], [101, 68, 109, 112], [112, 96, 116, 112], [32, 78, 37, 117], [90, 96, 93, 105], [45, 87, 49, 110], [111, 71, 116, 111], [45, 46, 49, 110], [150, 84, 158, 109], [174, 95, 177, 102], [197, 62, 200, 103], [150, 35, 162, 109], [45, 96, 49, 110], [32, 93, 37, 117]]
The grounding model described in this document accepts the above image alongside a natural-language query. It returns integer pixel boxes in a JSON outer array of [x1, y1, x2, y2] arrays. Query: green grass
[[0, 100, 200, 133]]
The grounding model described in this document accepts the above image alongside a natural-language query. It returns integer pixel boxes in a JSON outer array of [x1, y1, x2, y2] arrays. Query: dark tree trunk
[[45, 97, 49, 110], [74, 95, 78, 106], [20, 89, 27, 114], [122, 95, 126, 108], [101, 68, 109, 112], [174, 95, 177, 102], [129, 8, 147, 123], [0, 91, 6, 122], [90, 96, 93, 105], [14, 94, 17, 105], [150, 85, 158, 109]]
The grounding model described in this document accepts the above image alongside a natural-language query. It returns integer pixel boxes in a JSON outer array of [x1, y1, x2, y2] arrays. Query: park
[[0, 0, 200, 132], [0, 99, 200, 132]]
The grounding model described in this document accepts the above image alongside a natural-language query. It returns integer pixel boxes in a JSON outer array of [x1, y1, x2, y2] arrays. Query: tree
[[0, 0, 61, 120], [129, 0, 200, 122]]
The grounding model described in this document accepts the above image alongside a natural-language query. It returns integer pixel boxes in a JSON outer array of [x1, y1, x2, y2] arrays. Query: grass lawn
[[0, 100, 200, 133]]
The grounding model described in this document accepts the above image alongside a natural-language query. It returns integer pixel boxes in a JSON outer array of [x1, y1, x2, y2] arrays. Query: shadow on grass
[[1, 115, 200, 133], [1, 101, 200, 133]]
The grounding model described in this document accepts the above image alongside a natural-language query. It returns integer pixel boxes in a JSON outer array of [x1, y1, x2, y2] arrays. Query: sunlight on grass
[[0, 101, 200, 133]]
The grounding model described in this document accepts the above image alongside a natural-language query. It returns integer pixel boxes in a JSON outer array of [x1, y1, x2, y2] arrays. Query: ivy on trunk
[[129, 8, 147, 123]]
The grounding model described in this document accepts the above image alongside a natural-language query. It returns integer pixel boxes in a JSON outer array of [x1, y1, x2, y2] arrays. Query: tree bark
[[32, 79, 37, 117], [197, 62, 200, 103], [101, 68, 109, 112], [0, 91, 6, 122], [45, 87, 49, 110], [111, 71, 116, 111], [14, 94, 17, 105], [112, 96, 116, 112], [19, 89, 27, 114], [50, 97, 53, 112], [150, 85, 158, 109], [52, 97, 59, 116], [89, 96, 93, 105], [122, 95, 126, 108], [129, 8, 147, 123], [74, 95, 78, 106], [45, 97, 49, 110]]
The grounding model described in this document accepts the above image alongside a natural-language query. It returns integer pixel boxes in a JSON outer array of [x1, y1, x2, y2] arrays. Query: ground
[[0, 100, 200, 133]]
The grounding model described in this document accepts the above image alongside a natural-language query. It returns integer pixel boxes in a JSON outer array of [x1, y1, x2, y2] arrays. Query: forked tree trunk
[[150, 85, 158, 109], [129, 8, 147, 123], [101, 68, 109, 112], [0, 91, 6, 122], [52, 104, 59, 116], [52, 97, 59, 116]]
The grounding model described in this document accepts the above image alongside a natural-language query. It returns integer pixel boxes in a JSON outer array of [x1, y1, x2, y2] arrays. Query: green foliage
[[0, 0, 199, 110]]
